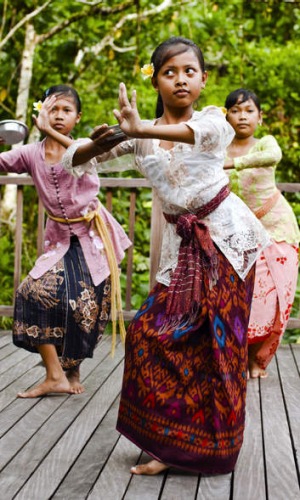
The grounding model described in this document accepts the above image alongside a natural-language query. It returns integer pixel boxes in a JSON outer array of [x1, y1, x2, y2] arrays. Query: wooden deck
[[0, 330, 299, 500]]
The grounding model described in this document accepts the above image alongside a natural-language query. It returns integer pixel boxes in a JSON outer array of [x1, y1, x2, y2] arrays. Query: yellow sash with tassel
[[47, 203, 126, 356]]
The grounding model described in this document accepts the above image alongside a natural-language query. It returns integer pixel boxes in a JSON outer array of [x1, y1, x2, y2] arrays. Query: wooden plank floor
[[0, 330, 299, 500]]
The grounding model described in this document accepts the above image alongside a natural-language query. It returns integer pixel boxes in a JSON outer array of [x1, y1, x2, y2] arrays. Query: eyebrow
[[233, 102, 256, 108], [164, 62, 199, 69]]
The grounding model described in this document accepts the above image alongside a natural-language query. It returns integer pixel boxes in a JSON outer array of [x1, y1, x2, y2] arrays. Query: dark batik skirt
[[117, 250, 255, 475], [13, 237, 111, 370]]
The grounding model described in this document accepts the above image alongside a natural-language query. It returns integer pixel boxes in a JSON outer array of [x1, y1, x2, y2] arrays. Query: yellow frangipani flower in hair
[[141, 63, 154, 80], [33, 101, 43, 112]]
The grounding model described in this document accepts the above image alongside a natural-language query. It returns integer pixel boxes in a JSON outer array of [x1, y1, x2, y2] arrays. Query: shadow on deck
[[0, 330, 299, 500]]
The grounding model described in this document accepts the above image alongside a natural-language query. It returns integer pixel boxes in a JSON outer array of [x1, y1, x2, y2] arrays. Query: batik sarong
[[13, 237, 111, 370], [248, 241, 299, 369], [117, 250, 255, 474]]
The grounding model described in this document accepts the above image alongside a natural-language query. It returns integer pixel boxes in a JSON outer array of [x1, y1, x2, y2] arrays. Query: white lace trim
[[62, 139, 96, 178]]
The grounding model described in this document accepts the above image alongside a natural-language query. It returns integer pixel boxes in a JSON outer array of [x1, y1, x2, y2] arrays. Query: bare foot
[[17, 376, 75, 398], [131, 459, 169, 475], [66, 367, 85, 394], [249, 365, 268, 379], [248, 343, 268, 379]]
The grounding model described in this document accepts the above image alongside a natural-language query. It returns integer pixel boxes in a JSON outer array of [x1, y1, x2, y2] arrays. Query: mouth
[[53, 123, 65, 130], [174, 90, 189, 97]]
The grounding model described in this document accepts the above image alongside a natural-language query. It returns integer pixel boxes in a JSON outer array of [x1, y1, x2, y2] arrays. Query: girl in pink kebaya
[[0, 84, 131, 398]]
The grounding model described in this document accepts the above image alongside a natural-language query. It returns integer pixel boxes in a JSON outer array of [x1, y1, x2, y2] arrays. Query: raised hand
[[32, 95, 56, 134], [113, 82, 143, 137]]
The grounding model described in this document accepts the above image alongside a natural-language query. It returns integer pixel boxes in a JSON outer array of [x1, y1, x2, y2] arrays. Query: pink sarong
[[248, 241, 299, 369]]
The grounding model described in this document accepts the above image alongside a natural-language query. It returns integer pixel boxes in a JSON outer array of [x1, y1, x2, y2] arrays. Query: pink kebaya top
[[0, 139, 131, 285]]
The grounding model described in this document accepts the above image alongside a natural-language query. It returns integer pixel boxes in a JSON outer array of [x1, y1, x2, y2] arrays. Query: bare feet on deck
[[131, 459, 169, 475], [17, 375, 76, 398], [66, 367, 85, 394]]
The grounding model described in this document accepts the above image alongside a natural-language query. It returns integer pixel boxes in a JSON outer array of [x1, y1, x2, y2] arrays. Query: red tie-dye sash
[[163, 185, 230, 317]]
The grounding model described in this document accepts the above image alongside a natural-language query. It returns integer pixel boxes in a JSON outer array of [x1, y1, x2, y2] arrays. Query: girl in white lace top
[[61, 38, 270, 476]]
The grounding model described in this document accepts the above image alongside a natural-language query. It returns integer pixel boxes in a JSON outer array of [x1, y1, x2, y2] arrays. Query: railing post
[[13, 186, 23, 298], [125, 189, 136, 311], [149, 190, 164, 290]]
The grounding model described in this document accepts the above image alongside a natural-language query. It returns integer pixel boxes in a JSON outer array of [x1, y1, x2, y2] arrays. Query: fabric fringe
[[159, 303, 202, 335]]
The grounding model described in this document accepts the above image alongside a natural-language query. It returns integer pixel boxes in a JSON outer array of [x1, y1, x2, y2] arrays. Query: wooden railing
[[0, 175, 299, 328]]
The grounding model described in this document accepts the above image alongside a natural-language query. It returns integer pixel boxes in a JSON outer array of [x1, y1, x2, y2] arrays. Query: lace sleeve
[[62, 139, 97, 178], [186, 107, 235, 153], [62, 137, 137, 177], [233, 135, 282, 171]]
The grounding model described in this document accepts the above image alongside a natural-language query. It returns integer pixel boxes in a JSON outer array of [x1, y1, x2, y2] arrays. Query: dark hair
[[225, 88, 261, 112], [42, 84, 81, 113], [151, 37, 205, 118], [151, 36, 205, 76]]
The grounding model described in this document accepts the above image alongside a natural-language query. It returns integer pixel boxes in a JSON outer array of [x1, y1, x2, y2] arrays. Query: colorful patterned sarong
[[13, 237, 111, 370], [117, 250, 255, 474], [248, 241, 299, 369]]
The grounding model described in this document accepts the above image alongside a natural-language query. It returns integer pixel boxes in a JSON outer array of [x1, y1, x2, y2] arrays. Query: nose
[[239, 111, 247, 120], [55, 109, 64, 120], [175, 72, 187, 86]]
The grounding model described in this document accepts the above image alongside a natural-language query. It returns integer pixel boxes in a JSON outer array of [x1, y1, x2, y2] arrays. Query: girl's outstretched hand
[[32, 95, 56, 134], [113, 82, 143, 137], [89, 124, 127, 152]]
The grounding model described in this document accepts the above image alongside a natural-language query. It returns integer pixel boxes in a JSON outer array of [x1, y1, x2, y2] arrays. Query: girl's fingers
[[118, 83, 124, 107], [119, 82, 130, 108], [43, 95, 56, 109], [90, 124, 109, 140], [113, 109, 121, 122], [118, 83, 137, 112], [130, 90, 137, 109]]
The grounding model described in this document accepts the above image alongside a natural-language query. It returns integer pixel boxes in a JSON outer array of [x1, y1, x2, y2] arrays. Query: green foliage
[[0, 232, 15, 299]]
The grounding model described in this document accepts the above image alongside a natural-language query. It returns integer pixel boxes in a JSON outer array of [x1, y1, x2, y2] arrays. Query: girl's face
[[48, 95, 81, 135], [226, 98, 262, 139], [152, 48, 207, 112]]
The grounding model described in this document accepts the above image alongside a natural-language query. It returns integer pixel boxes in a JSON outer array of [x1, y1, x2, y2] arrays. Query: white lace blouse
[[62, 106, 270, 284]]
